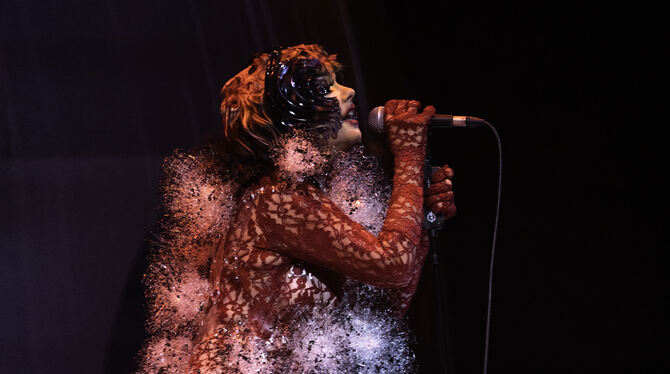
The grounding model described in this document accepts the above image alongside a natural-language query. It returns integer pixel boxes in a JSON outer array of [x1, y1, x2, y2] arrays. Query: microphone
[[367, 106, 486, 133]]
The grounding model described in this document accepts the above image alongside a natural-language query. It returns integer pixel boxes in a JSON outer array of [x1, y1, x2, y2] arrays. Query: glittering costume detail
[[138, 146, 239, 373], [264, 50, 341, 136], [190, 102, 434, 373], [138, 99, 448, 373], [322, 146, 391, 236]]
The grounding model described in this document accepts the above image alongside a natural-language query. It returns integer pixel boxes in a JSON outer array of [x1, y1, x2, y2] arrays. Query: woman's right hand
[[384, 99, 435, 157]]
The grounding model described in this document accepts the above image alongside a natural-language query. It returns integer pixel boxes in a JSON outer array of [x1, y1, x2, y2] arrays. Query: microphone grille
[[367, 106, 385, 134]]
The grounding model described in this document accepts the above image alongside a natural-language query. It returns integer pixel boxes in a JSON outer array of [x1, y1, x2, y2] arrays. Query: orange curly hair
[[219, 44, 342, 164]]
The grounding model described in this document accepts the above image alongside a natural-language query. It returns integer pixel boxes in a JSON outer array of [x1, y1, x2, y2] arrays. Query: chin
[[342, 128, 362, 147], [329, 122, 361, 150], [343, 121, 361, 137], [352, 131, 362, 144]]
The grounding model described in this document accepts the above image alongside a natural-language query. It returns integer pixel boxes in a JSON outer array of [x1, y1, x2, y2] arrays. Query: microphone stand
[[422, 117, 502, 374], [423, 138, 450, 374], [371, 106, 501, 374]]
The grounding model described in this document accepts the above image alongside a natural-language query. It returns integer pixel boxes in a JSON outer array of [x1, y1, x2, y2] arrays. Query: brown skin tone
[[326, 76, 361, 150]]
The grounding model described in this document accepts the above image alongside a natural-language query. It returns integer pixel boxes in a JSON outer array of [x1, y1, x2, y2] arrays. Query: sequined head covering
[[264, 49, 342, 139], [218, 44, 343, 168]]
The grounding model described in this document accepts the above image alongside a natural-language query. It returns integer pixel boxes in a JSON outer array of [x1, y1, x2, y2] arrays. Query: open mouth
[[343, 107, 358, 124]]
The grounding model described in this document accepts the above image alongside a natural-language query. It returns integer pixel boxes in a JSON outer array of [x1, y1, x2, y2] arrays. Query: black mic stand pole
[[423, 134, 450, 374], [423, 117, 502, 374]]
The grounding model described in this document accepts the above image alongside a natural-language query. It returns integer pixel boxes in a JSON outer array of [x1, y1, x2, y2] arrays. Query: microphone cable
[[481, 118, 502, 374], [424, 117, 502, 374], [368, 105, 502, 373]]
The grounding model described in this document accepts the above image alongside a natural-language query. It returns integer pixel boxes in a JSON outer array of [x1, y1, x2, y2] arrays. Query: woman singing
[[138, 44, 456, 373]]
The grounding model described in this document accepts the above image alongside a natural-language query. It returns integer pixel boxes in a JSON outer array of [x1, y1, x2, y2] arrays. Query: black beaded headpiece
[[264, 49, 341, 137]]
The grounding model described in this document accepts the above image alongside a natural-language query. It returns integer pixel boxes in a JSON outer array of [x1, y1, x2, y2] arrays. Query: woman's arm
[[385, 164, 457, 316], [253, 100, 434, 288], [381, 231, 430, 315]]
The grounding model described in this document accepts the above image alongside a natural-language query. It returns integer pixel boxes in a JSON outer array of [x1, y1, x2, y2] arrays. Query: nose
[[341, 85, 355, 104]]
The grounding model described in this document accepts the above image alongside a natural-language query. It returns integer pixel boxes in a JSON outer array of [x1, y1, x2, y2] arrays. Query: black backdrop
[[1, 0, 663, 373]]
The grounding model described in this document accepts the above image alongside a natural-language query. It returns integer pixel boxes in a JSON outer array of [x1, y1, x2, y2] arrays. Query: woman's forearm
[[375, 152, 426, 285], [384, 231, 430, 316], [254, 101, 433, 289]]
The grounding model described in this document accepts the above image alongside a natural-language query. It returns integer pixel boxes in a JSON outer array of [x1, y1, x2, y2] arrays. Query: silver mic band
[[452, 116, 468, 127]]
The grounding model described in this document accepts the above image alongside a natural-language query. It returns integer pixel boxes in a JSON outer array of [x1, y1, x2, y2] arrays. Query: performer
[[138, 44, 456, 373]]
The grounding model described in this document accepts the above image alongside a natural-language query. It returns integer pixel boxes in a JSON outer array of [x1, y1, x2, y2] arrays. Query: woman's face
[[326, 77, 361, 150]]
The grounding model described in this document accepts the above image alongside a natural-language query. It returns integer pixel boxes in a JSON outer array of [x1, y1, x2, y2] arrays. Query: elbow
[[373, 232, 419, 288], [385, 276, 411, 288], [375, 261, 413, 288], [392, 268, 413, 287], [377, 276, 411, 288]]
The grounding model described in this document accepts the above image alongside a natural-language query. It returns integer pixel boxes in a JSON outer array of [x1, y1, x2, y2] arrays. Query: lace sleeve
[[253, 151, 425, 289], [383, 231, 431, 316]]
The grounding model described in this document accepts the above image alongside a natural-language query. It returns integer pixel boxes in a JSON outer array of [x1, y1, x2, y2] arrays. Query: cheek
[[341, 123, 361, 139]]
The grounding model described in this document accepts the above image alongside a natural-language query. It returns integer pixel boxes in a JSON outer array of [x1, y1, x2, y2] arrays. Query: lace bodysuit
[[139, 100, 442, 373], [190, 123, 431, 373]]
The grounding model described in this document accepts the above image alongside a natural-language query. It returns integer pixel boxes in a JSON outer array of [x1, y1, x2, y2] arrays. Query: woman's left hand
[[425, 164, 457, 220]]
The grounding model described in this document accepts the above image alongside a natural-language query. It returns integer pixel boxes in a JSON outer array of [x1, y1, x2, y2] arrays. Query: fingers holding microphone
[[376, 101, 455, 222], [382, 99, 435, 154], [407, 100, 419, 115], [420, 104, 435, 125], [383, 99, 434, 127], [425, 164, 457, 220]]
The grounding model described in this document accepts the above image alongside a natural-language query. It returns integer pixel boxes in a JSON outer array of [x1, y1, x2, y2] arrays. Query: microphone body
[[367, 106, 485, 133]]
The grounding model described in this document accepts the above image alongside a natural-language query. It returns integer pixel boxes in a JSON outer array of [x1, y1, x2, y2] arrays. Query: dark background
[[1, 0, 663, 373]]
